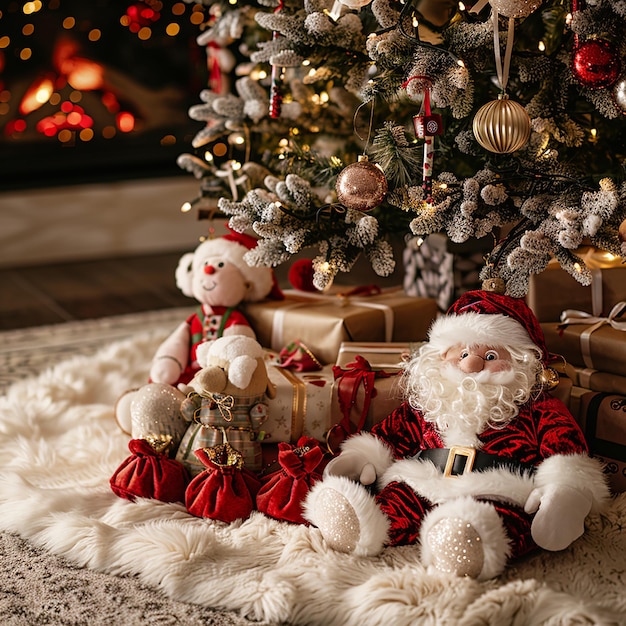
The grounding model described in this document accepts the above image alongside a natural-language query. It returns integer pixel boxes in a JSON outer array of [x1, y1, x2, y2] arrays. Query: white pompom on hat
[[427, 289, 549, 363], [176, 226, 281, 302]]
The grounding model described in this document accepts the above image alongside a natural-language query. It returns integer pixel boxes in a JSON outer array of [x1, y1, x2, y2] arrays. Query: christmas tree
[[178, 0, 626, 299]]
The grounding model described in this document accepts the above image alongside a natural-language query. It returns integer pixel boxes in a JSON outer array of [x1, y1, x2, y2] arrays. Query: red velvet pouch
[[110, 437, 190, 503], [185, 443, 261, 523], [256, 436, 325, 525]]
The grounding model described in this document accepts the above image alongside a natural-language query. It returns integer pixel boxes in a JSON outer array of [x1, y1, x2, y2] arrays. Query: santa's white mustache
[[442, 363, 517, 386]]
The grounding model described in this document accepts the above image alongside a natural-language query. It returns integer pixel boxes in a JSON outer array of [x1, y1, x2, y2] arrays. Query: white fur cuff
[[339, 432, 394, 478], [304, 475, 390, 556], [534, 454, 610, 513], [420, 496, 510, 580]]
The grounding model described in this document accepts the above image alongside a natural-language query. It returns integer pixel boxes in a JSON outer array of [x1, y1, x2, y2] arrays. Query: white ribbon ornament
[[470, 0, 542, 93]]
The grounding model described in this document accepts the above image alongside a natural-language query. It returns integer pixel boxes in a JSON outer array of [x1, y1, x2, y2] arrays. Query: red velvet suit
[[366, 393, 590, 558]]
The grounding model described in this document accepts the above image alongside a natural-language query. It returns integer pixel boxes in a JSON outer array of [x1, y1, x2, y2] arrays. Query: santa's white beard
[[403, 349, 537, 447]]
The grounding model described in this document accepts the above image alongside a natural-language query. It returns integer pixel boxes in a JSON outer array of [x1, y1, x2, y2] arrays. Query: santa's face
[[191, 256, 248, 308], [443, 344, 513, 380], [403, 342, 539, 445]]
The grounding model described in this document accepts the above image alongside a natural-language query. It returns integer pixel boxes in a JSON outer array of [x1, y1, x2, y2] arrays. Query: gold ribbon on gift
[[272, 366, 307, 441], [270, 288, 396, 350], [559, 302, 626, 369]]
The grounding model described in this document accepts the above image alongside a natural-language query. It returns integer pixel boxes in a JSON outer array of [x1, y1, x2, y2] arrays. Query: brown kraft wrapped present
[[542, 302, 626, 377], [577, 392, 626, 494], [243, 288, 438, 365], [527, 248, 626, 322]]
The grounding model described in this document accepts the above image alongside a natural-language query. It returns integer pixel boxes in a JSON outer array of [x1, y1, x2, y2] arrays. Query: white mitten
[[324, 450, 377, 485], [149, 322, 190, 384], [150, 356, 183, 385], [524, 484, 592, 551]]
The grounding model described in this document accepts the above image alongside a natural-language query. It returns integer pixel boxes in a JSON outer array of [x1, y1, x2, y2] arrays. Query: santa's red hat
[[176, 226, 282, 302], [427, 289, 549, 363]]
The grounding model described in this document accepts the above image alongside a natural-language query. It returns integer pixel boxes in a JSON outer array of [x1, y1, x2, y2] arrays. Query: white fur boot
[[420, 496, 511, 580], [303, 475, 390, 556]]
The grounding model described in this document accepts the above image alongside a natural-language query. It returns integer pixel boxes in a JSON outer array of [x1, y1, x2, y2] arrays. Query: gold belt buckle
[[443, 446, 476, 477]]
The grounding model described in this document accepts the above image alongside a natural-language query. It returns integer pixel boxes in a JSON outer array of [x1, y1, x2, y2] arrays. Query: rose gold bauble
[[619, 218, 626, 243], [335, 156, 388, 211], [473, 94, 531, 154]]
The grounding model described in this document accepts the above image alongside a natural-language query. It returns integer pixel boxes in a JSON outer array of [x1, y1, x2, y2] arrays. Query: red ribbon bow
[[327, 356, 391, 454]]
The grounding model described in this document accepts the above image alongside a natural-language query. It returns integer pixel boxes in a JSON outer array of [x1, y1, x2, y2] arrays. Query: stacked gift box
[[258, 341, 417, 461], [527, 247, 626, 493], [241, 287, 437, 447]]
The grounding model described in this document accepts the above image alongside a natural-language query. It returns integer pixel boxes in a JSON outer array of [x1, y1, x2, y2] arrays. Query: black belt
[[414, 446, 535, 477]]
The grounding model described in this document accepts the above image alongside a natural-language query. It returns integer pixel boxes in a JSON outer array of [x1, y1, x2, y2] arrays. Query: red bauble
[[288, 259, 316, 292], [571, 38, 621, 90]]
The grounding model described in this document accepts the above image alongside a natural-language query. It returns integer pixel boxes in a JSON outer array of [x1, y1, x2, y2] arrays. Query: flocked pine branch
[[180, 0, 626, 294]]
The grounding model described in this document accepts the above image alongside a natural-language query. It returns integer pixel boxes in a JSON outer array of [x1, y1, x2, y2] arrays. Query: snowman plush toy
[[149, 227, 279, 388], [304, 289, 610, 580], [115, 227, 279, 436]]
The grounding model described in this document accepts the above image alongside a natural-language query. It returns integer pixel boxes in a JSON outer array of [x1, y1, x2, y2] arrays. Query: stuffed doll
[[115, 228, 281, 435], [176, 335, 277, 475], [150, 227, 281, 389], [110, 335, 276, 506], [304, 289, 610, 580]]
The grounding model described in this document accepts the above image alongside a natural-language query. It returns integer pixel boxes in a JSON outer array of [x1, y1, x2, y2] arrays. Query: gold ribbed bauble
[[472, 94, 531, 154], [538, 367, 560, 392]]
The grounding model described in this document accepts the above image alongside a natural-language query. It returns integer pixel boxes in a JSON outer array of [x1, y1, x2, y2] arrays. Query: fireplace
[[0, 0, 208, 192]]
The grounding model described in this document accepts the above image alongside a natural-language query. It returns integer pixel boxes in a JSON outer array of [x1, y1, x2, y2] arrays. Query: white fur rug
[[0, 325, 625, 626]]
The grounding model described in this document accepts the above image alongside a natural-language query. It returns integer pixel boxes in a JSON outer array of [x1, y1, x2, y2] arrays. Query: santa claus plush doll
[[304, 289, 610, 580]]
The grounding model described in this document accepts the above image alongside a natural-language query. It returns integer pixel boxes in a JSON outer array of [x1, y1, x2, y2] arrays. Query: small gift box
[[527, 248, 626, 322], [335, 341, 422, 369], [262, 363, 336, 444], [542, 302, 626, 377], [243, 288, 438, 365], [327, 343, 413, 453], [576, 392, 626, 493]]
